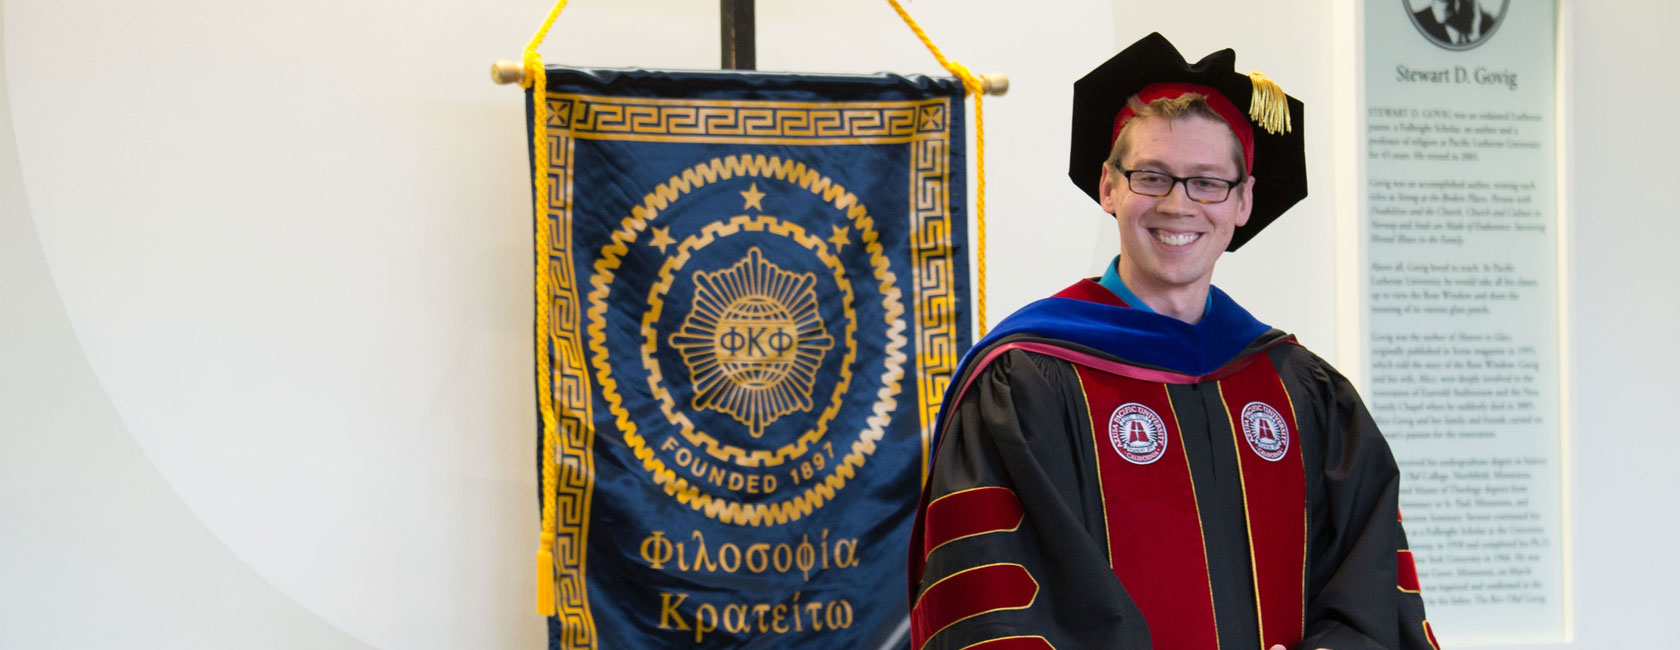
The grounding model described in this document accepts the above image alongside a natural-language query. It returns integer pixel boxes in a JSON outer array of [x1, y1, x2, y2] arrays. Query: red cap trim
[[1111, 82, 1254, 174]]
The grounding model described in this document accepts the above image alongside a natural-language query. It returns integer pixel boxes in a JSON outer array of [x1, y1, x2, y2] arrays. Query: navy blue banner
[[527, 67, 972, 649]]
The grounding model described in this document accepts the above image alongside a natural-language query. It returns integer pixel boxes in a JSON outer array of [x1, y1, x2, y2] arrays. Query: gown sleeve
[[908, 349, 1151, 650], [1293, 350, 1441, 650]]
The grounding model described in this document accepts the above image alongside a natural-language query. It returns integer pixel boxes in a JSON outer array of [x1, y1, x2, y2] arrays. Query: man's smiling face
[[1099, 113, 1253, 301]]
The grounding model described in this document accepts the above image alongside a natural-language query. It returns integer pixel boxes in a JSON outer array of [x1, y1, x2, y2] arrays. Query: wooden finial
[[491, 60, 524, 85], [980, 74, 1009, 96]]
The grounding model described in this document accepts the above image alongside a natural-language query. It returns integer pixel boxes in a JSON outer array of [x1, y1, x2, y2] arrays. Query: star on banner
[[740, 183, 766, 211], [829, 225, 852, 253], [649, 226, 677, 253]]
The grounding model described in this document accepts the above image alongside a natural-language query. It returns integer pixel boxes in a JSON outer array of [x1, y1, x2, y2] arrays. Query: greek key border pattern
[[545, 93, 950, 141], [544, 125, 599, 649], [905, 102, 962, 472]]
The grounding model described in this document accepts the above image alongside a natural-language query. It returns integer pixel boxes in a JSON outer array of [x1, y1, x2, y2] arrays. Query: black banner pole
[[720, 0, 756, 70]]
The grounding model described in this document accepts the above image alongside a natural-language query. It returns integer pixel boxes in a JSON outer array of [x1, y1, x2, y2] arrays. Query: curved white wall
[[0, 5, 369, 648], [0, 0, 1113, 647], [3, 1, 1676, 648]]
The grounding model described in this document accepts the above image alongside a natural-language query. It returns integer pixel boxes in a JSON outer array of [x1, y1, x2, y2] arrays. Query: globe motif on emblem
[[670, 247, 835, 438]]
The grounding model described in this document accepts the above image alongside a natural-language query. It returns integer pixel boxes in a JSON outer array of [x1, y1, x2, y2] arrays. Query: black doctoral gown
[[907, 279, 1438, 650]]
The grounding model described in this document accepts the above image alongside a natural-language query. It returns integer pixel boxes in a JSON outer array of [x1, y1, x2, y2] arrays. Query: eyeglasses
[[1117, 169, 1244, 203]]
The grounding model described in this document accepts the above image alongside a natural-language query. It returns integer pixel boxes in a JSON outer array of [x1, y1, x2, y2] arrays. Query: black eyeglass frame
[[1115, 168, 1247, 204]]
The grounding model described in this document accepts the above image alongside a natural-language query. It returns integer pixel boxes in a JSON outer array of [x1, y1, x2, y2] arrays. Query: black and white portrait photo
[[1407, 0, 1509, 50]]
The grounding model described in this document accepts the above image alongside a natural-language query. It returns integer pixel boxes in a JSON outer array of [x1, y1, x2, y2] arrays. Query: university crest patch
[[1108, 402, 1168, 465], [1240, 401, 1290, 461]]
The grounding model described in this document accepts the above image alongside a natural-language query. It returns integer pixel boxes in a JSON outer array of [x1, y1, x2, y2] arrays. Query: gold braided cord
[[523, 0, 570, 618], [525, 0, 570, 60], [885, 0, 988, 337], [1247, 71, 1292, 135]]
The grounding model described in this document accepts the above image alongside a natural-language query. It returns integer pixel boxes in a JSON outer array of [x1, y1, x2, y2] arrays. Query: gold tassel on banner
[[536, 544, 557, 616], [1247, 70, 1292, 135]]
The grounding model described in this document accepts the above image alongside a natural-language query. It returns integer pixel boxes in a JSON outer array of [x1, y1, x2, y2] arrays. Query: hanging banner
[[1362, 1, 1563, 645], [527, 67, 972, 649]]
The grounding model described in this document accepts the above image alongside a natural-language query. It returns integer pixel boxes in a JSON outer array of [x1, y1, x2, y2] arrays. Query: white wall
[[0, 1, 1112, 648], [0, 8, 369, 650], [2, 1, 1675, 648], [1561, 2, 1680, 648]]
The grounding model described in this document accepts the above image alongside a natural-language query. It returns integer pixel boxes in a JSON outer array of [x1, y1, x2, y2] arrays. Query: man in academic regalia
[[907, 34, 1440, 650]]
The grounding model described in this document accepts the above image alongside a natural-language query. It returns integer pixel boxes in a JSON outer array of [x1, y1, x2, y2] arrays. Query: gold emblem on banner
[[584, 153, 911, 525], [671, 248, 835, 438]]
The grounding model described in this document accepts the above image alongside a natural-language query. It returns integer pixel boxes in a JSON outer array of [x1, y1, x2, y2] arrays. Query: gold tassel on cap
[[1247, 71, 1292, 135]]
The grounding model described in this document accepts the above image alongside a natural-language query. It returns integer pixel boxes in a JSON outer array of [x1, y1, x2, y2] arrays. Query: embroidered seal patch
[[1240, 401, 1290, 462], [1108, 402, 1168, 465]]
